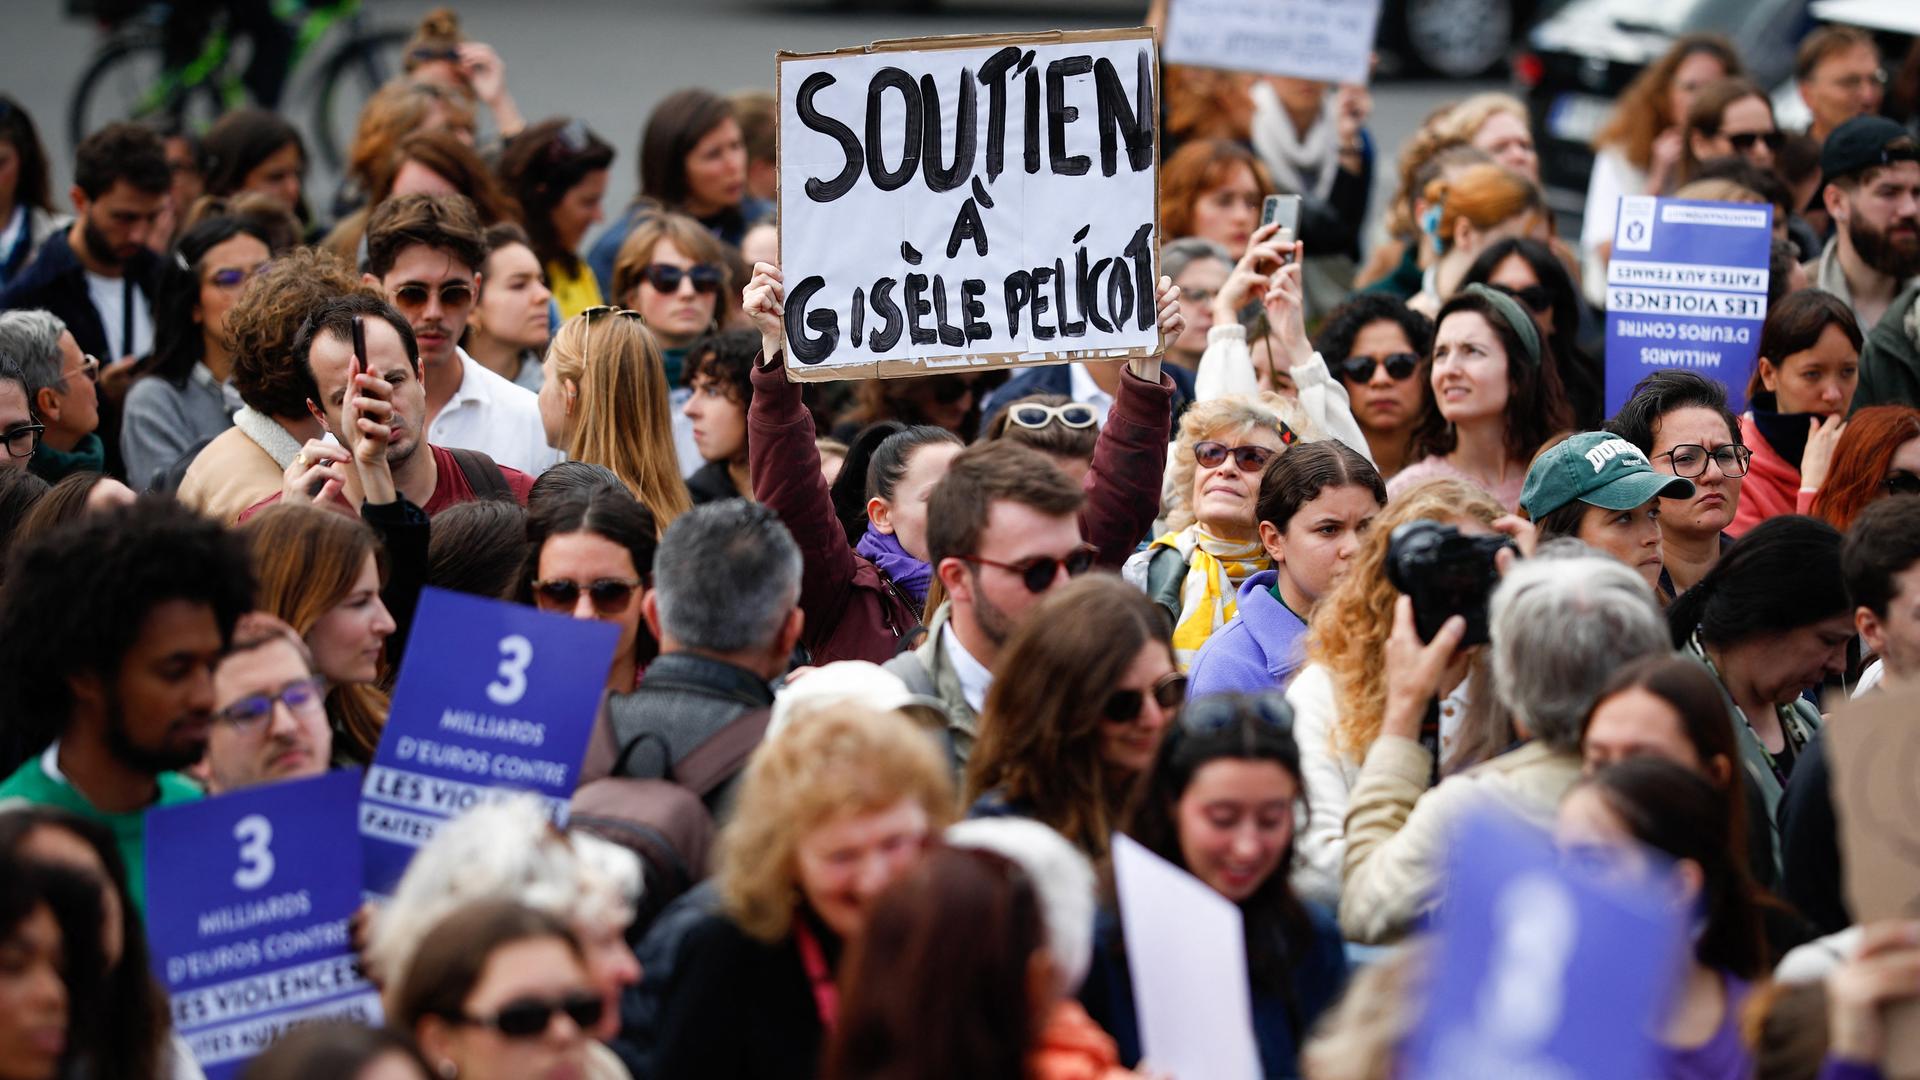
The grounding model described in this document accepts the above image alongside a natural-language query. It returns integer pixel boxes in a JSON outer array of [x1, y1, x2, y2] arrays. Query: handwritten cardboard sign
[[777, 29, 1161, 381]]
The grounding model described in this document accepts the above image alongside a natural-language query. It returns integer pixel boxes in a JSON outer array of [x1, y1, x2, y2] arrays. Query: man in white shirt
[[362, 193, 559, 476]]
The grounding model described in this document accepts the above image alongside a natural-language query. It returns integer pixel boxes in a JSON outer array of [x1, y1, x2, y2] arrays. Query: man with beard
[[243, 292, 532, 519], [0, 123, 167, 404], [361, 193, 558, 476], [203, 614, 331, 796], [0, 498, 253, 912], [883, 441, 1096, 768], [1808, 117, 1920, 332]]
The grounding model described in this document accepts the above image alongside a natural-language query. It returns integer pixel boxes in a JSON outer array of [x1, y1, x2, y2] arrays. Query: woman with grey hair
[[364, 796, 643, 1079], [1337, 553, 1671, 944], [1161, 236, 1234, 373]]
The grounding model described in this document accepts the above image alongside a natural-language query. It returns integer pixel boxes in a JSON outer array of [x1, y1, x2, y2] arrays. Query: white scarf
[[1250, 82, 1339, 204]]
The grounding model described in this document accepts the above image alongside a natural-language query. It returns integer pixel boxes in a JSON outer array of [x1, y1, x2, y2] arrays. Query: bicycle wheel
[[311, 27, 410, 172], [69, 31, 226, 147]]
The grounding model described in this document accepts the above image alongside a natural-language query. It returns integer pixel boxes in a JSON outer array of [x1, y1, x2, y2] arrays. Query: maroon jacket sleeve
[[1081, 367, 1174, 567], [749, 355, 859, 645]]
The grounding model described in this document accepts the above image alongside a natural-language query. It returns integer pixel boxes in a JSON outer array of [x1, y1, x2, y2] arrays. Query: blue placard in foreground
[[359, 587, 617, 896], [1605, 196, 1773, 417], [145, 770, 378, 1079], [1402, 807, 1687, 1080]]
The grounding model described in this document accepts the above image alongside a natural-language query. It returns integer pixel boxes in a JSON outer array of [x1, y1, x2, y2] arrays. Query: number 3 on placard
[[487, 634, 533, 706], [233, 814, 274, 890]]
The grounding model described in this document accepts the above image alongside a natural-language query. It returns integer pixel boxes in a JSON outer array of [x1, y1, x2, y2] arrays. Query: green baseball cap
[[1520, 432, 1696, 520]]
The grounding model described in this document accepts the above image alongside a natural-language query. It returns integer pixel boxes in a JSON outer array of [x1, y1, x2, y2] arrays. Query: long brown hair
[[965, 576, 1171, 860], [546, 312, 691, 529], [387, 900, 583, 1031], [1409, 288, 1571, 465], [1593, 34, 1744, 170], [1811, 405, 1920, 530], [242, 504, 391, 762]]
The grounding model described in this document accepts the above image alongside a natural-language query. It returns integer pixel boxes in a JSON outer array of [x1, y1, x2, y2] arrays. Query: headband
[[1460, 283, 1543, 369]]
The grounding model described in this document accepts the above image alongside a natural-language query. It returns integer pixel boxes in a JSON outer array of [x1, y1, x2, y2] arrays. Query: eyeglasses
[[532, 577, 643, 614], [1828, 68, 1889, 91], [1177, 690, 1294, 737], [407, 45, 462, 65], [1658, 443, 1752, 479], [580, 305, 646, 324], [1726, 131, 1785, 154], [1339, 352, 1420, 383], [1194, 436, 1291, 473], [207, 263, 268, 289], [215, 676, 328, 732], [640, 263, 724, 296], [1102, 672, 1188, 724], [958, 543, 1099, 594], [449, 992, 604, 1039], [1492, 283, 1553, 314], [1008, 402, 1098, 430], [1885, 470, 1920, 497], [2, 424, 43, 459], [53, 355, 100, 387], [1179, 286, 1218, 306], [391, 282, 475, 309]]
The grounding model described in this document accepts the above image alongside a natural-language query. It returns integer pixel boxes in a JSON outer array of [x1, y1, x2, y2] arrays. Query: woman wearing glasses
[[1608, 371, 1751, 599], [1315, 294, 1431, 478], [519, 481, 658, 695], [244, 505, 398, 766], [1132, 395, 1310, 669], [1732, 289, 1863, 536], [537, 308, 691, 530], [121, 214, 271, 490], [497, 118, 616, 320], [1389, 285, 1573, 511], [1677, 78, 1781, 187], [390, 901, 603, 1080], [965, 576, 1184, 862], [610, 213, 738, 394], [1810, 405, 1920, 531], [1080, 694, 1348, 1077], [204, 614, 331, 795], [1461, 236, 1604, 430]]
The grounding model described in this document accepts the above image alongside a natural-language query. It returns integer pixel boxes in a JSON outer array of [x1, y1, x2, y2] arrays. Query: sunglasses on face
[[640, 263, 724, 296], [392, 282, 475, 309], [1340, 352, 1420, 383], [1726, 131, 1784, 153], [1492, 283, 1553, 313], [1194, 436, 1290, 473], [531, 577, 642, 614], [1103, 672, 1189, 724], [452, 992, 605, 1039], [2, 423, 43, 459], [215, 676, 328, 731], [1008, 402, 1098, 430], [959, 543, 1099, 594], [207, 263, 268, 289], [1885, 470, 1920, 497], [1658, 443, 1752, 479]]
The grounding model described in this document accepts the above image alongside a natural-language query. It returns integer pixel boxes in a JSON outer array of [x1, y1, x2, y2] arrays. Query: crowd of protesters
[[1, 3, 1919, 1079]]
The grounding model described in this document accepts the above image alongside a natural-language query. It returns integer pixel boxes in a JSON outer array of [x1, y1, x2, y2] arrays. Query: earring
[[438, 1062, 458, 1079]]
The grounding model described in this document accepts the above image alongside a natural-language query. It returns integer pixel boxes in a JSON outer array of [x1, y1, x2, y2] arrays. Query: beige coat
[[177, 424, 289, 524], [1339, 736, 1582, 944]]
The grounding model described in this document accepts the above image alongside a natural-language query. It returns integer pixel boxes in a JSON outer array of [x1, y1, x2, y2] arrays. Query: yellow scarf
[[1151, 526, 1271, 670]]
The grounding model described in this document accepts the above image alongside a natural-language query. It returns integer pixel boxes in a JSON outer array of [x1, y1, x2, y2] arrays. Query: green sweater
[[0, 751, 203, 913]]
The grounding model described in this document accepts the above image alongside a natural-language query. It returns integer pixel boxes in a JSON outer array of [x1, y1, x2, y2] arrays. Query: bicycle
[[66, 0, 411, 172]]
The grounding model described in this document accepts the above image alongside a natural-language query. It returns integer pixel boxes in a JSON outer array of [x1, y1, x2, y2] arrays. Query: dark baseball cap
[[1814, 116, 1919, 208], [1521, 432, 1695, 521]]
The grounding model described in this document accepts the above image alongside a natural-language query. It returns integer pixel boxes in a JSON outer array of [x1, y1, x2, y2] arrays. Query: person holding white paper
[[1081, 693, 1349, 1078]]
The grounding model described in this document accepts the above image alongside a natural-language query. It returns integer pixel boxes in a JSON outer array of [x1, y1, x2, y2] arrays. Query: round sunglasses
[[641, 263, 725, 296], [1008, 402, 1098, 430], [958, 543, 1098, 594], [1194, 432, 1293, 473], [1339, 352, 1420, 383], [531, 577, 642, 614], [1102, 672, 1188, 724]]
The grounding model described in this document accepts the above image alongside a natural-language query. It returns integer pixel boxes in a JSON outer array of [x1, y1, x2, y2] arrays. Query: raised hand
[[743, 262, 787, 362]]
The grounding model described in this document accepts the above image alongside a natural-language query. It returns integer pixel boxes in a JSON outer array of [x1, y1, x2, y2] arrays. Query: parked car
[[1381, 0, 1552, 78], [1515, 0, 1813, 222]]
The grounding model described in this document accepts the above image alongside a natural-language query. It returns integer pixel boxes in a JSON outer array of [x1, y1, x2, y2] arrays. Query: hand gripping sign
[[358, 587, 617, 897]]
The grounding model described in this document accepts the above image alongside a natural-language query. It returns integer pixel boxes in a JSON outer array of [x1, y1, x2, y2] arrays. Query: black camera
[[1384, 521, 1514, 646]]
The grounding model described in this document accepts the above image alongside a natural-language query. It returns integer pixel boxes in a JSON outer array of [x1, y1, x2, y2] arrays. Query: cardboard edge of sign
[[773, 26, 1164, 384]]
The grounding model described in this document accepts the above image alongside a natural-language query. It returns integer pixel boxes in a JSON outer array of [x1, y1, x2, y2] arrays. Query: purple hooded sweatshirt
[[1187, 570, 1309, 697]]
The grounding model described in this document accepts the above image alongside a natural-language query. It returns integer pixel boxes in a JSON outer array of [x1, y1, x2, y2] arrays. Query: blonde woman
[[1125, 393, 1316, 669], [1430, 92, 1538, 181], [537, 308, 691, 530], [639, 705, 954, 1078], [1284, 477, 1515, 907]]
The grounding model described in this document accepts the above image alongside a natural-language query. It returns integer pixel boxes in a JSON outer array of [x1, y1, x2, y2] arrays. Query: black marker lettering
[[921, 71, 978, 193], [866, 68, 922, 192], [1030, 264, 1056, 340], [797, 72, 863, 203], [1054, 257, 1085, 337], [1024, 67, 1042, 175], [946, 198, 988, 259], [1126, 223, 1155, 330], [962, 278, 991, 343], [1046, 56, 1094, 177], [1093, 50, 1156, 177], [850, 286, 867, 347], [1083, 254, 1114, 333], [931, 275, 965, 347], [977, 47, 1021, 182], [1107, 260, 1134, 328], [869, 279, 904, 352], [1004, 271, 1031, 337], [784, 276, 837, 365], [904, 273, 937, 345]]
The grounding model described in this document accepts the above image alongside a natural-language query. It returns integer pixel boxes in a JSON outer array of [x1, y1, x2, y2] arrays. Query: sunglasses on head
[[531, 577, 642, 614], [392, 282, 474, 309], [1008, 402, 1099, 430], [1886, 470, 1920, 497], [1102, 672, 1188, 724], [1194, 434, 1290, 473], [640, 263, 724, 296], [580, 305, 645, 324], [1492, 283, 1553, 314], [1340, 352, 1420, 383], [451, 992, 605, 1039], [958, 543, 1098, 594], [1726, 131, 1785, 153]]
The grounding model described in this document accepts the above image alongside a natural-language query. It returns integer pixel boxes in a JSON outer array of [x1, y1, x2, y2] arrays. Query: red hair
[[1159, 139, 1273, 242], [1811, 405, 1920, 531]]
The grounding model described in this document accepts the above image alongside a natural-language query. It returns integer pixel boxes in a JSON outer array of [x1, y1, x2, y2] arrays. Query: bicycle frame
[[147, 0, 368, 105]]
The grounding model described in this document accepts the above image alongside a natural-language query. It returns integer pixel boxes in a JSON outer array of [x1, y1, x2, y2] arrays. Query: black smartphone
[[351, 314, 368, 377]]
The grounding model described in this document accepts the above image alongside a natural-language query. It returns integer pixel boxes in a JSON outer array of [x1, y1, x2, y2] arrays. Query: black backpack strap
[[446, 446, 514, 501]]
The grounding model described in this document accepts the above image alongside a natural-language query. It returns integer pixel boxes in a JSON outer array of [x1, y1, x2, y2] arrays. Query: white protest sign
[[1163, 0, 1383, 85], [777, 29, 1161, 380], [1112, 834, 1263, 1080]]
